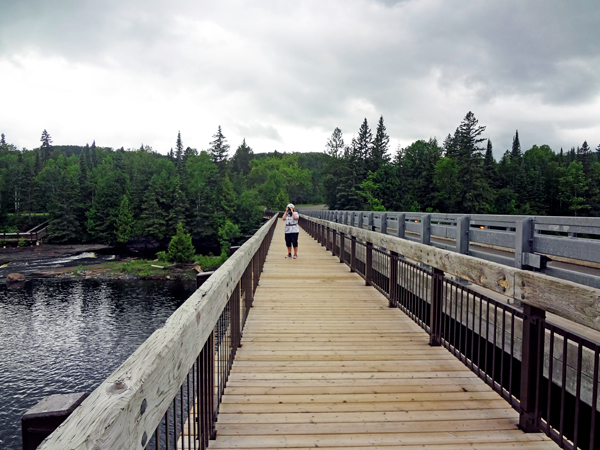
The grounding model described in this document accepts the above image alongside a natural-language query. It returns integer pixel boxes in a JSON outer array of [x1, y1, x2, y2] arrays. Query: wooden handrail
[[38, 214, 279, 450], [304, 215, 600, 332]]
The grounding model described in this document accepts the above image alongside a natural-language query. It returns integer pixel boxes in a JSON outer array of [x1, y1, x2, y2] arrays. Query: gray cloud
[[1, 0, 600, 154]]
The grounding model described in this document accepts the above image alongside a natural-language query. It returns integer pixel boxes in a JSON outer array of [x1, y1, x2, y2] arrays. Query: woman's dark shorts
[[285, 232, 299, 247]]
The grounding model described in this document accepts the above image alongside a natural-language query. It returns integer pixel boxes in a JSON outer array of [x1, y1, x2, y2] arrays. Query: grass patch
[[194, 253, 228, 272]]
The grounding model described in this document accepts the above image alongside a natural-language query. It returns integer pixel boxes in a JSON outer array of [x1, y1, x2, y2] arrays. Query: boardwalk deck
[[189, 220, 558, 449]]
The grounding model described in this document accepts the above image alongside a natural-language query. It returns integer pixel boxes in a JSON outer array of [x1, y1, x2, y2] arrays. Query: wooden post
[[358, 212, 364, 230], [429, 267, 444, 346], [365, 242, 373, 286], [389, 251, 398, 308], [350, 212, 355, 227], [519, 304, 545, 432], [339, 233, 345, 263], [368, 212, 375, 231]]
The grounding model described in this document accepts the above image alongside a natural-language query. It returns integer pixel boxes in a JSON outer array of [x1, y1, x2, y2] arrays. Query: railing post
[[332, 229, 337, 256], [429, 267, 444, 346], [389, 251, 398, 308], [516, 217, 534, 269], [350, 212, 355, 227], [456, 215, 470, 254], [380, 213, 387, 235], [344, 212, 349, 225], [519, 304, 546, 433], [350, 236, 356, 272], [358, 212, 364, 230], [368, 212, 374, 231], [365, 242, 373, 286], [396, 213, 405, 238], [339, 233, 345, 263], [321, 224, 325, 247], [421, 214, 431, 245]]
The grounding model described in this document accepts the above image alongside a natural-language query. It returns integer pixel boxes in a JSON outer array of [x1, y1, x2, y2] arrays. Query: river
[[0, 278, 196, 449]]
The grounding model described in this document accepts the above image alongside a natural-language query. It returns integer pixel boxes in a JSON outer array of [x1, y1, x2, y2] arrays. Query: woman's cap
[[287, 203, 294, 209]]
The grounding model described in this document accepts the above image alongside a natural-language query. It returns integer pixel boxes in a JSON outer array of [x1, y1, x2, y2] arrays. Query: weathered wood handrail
[[303, 215, 600, 333], [38, 214, 279, 450]]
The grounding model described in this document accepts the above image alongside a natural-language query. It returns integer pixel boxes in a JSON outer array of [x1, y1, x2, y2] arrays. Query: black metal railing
[[301, 216, 600, 450], [139, 214, 277, 450]]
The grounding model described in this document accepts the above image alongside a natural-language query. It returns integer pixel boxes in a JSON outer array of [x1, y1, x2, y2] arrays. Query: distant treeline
[[0, 129, 327, 248], [323, 112, 600, 216]]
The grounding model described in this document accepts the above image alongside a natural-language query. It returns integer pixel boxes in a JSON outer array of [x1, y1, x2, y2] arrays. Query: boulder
[[6, 273, 26, 283]]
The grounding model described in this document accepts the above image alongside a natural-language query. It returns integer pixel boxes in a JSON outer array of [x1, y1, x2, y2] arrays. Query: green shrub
[[194, 253, 228, 271], [156, 251, 168, 262], [18, 238, 28, 247]]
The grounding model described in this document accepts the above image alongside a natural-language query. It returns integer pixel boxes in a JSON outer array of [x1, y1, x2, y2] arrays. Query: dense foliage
[[0, 130, 327, 248], [322, 113, 600, 216]]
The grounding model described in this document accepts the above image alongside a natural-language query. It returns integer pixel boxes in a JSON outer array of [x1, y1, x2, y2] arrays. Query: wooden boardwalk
[[203, 220, 557, 449]]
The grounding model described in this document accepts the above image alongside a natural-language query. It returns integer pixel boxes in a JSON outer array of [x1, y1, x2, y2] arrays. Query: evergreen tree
[[484, 139, 498, 188], [40, 129, 52, 163], [368, 116, 390, 173], [166, 222, 195, 263], [175, 131, 184, 171], [115, 194, 135, 244], [559, 161, 590, 215], [209, 126, 230, 174], [231, 139, 254, 175], [511, 130, 522, 159], [577, 140, 593, 177], [325, 128, 345, 159], [47, 156, 83, 243], [452, 111, 492, 213]]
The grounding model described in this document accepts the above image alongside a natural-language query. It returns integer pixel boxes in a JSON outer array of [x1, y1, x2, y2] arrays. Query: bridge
[[35, 211, 600, 450]]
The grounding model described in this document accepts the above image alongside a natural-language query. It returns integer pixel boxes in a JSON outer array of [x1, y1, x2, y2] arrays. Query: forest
[[0, 128, 326, 251], [323, 112, 600, 217], [1, 111, 599, 250]]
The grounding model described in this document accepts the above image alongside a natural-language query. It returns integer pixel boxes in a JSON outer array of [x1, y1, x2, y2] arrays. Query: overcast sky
[[1, 0, 599, 158]]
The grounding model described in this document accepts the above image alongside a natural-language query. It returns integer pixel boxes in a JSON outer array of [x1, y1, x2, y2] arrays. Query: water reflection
[[0, 278, 195, 449]]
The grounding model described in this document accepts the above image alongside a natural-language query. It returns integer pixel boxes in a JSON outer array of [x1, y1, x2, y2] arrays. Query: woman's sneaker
[[293, 254, 298, 259], [285, 254, 292, 258]]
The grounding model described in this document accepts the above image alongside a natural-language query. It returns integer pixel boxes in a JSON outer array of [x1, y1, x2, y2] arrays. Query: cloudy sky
[[1, 0, 599, 158]]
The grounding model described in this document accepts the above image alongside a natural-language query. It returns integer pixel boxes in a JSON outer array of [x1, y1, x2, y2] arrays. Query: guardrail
[[1, 220, 49, 242], [300, 215, 600, 450], [300, 210, 600, 289], [37, 213, 278, 450]]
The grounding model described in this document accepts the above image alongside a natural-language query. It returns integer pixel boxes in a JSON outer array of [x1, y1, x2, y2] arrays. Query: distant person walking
[[283, 203, 299, 259]]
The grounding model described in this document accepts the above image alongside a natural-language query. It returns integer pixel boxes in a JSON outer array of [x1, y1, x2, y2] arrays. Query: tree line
[[0, 129, 326, 249], [323, 112, 600, 216]]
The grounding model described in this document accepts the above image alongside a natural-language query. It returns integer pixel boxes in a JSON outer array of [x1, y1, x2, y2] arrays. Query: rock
[[194, 265, 203, 273], [6, 273, 25, 283]]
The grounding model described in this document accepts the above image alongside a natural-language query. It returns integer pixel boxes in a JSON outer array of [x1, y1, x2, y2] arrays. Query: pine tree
[[175, 131, 184, 171], [511, 130, 522, 159], [368, 116, 390, 173], [115, 194, 135, 244], [40, 129, 52, 163], [484, 139, 498, 188], [166, 222, 195, 263], [577, 140, 593, 177], [452, 111, 492, 213], [209, 126, 230, 174], [325, 128, 345, 159], [47, 156, 83, 243], [231, 139, 254, 175]]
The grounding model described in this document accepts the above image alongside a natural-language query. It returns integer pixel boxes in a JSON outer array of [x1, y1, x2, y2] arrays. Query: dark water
[[0, 278, 196, 449]]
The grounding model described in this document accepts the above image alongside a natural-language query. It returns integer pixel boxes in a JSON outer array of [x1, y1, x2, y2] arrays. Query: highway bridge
[[35, 212, 600, 450]]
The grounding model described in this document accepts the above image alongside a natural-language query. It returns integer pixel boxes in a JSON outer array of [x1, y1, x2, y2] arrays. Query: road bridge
[[36, 213, 599, 450]]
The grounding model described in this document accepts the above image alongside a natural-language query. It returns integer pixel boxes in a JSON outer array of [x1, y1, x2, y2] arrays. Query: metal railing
[[300, 210, 600, 289], [38, 213, 278, 450], [301, 215, 600, 450]]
